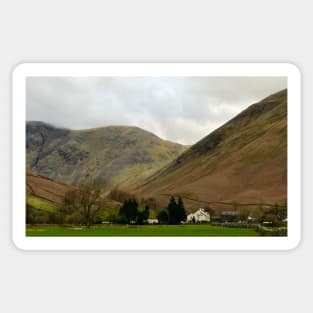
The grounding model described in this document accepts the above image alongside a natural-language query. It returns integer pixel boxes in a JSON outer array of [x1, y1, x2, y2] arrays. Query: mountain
[[26, 122, 187, 189], [136, 89, 287, 209]]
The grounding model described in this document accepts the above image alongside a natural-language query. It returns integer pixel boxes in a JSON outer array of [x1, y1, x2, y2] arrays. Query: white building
[[187, 208, 210, 223], [147, 218, 159, 224]]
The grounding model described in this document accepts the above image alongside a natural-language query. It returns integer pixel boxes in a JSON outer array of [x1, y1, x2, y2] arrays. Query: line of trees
[[157, 196, 186, 224], [116, 195, 187, 225], [26, 191, 187, 226], [117, 198, 150, 224]]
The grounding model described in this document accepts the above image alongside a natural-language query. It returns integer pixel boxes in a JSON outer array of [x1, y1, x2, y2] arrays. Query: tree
[[63, 183, 103, 227], [79, 183, 103, 227], [60, 189, 81, 224], [157, 210, 169, 224], [130, 199, 139, 221], [136, 210, 145, 225], [143, 205, 150, 221], [118, 200, 129, 223], [118, 198, 138, 223], [167, 196, 186, 224], [177, 196, 187, 222], [167, 196, 178, 224]]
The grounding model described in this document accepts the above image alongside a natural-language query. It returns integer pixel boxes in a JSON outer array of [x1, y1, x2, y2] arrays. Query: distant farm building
[[187, 208, 210, 223], [147, 218, 159, 224], [220, 211, 240, 223]]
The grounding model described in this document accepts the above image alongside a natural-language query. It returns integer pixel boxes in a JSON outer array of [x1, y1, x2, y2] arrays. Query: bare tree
[[64, 182, 103, 227]]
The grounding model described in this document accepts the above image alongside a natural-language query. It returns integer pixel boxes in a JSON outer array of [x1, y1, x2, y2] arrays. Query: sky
[[26, 76, 287, 145]]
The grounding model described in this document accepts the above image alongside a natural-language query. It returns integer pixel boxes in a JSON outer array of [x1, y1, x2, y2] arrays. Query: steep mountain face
[[26, 122, 187, 189], [137, 89, 287, 208]]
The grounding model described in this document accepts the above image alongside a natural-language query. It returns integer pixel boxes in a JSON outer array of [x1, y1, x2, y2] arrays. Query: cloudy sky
[[26, 77, 286, 145]]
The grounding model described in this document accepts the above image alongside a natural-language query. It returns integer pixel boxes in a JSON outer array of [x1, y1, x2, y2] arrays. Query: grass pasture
[[26, 224, 259, 237], [27, 196, 60, 212]]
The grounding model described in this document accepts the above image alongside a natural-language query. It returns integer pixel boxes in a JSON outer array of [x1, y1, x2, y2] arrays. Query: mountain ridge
[[26, 122, 187, 189], [136, 89, 287, 209]]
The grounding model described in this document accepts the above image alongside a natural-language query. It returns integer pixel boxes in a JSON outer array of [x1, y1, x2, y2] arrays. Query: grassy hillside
[[26, 195, 60, 212], [26, 171, 73, 216], [27, 123, 187, 189], [26, 171, 122, 223], [137, 89, 287, 210]]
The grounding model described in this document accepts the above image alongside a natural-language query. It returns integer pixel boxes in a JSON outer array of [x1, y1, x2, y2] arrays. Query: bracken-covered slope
[[26, 171, 74, 205], [26, 171, 74, 214], [26, 122, 187, 189], [137, 89, 287, 208], [26, 171, 121, 216]]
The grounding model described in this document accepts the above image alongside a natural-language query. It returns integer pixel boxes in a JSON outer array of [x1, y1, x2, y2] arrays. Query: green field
[[26, 224, 259, 237], [27, 196, 60, 212]]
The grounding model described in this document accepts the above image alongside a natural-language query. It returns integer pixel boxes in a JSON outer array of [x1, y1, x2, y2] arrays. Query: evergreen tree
[[136, 210, 145, 224], [129, 198, 138, 221], [157, 210, 169, 224], [177, 196, 187, 222], [118, 198, 138, 223], [167, 196, 180, 224], [135, 204, 150, 224], [143, 205, 150, 221], [166, 196, 187, 224]]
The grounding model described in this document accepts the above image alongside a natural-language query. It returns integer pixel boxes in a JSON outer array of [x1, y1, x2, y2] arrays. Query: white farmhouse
[[187, 208, 210, 223]]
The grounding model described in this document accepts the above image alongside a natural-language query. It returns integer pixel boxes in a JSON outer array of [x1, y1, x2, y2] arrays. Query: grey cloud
[[26, 76, 287, 145]]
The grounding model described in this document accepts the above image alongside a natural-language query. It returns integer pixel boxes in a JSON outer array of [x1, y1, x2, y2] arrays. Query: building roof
[[188, 208, 210, 217]]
